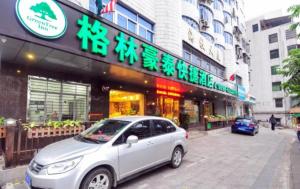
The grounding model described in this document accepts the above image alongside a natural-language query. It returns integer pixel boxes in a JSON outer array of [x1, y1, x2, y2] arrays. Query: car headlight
[[47, 156, 82, 175]]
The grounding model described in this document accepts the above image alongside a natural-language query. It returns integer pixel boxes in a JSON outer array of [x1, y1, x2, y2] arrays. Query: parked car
[[231, 117, 259, 136], [297, 125, 300, 142], [25, 116, 188, 189]]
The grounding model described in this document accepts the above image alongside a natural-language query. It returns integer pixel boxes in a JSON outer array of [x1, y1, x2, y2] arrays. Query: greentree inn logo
[[16, 0, 67, 39]]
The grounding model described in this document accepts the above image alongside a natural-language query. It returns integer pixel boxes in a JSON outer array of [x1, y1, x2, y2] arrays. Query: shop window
[[275, 98, 283, 108], [152, 120, 176, 136], [157, 96, 179, 123], [28, 76, 90, 122], [272, 82, 282, 91], [270, 49, 279, 59], [271, 65, 280, 75], [268, 33, 278, 43], [184, 100, 199, 124], [109, 90, 144, 118]]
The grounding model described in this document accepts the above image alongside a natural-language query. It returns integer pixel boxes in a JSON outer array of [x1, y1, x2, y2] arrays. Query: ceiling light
[[16, 69, 21, 74], [119, 86, 123, 89], [204, 93, 207, 96], [144, 80, 148, 84], [190, 90, 193, 93], [103, 71, 106, 75], [0, 36, 7, 44], [26, 53, 35, 60]]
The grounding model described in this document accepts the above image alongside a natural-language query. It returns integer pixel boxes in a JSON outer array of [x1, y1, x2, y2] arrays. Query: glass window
[[224, 32, 233, 45], [213, 20, 224, 34], [269, 33, 278, 43], [109, 90, 145, 118], [213, 0, 223, 10], [78, 120, 130, 143], [152, 120, 176, 136], [224, 11, 232, 25], [270, 49, 279, 59], [275, 98, 283, 108], [252, 24, 259, 32], [236, 75, 242, 85], [182, 16, 200, 31], [272, 82, 282, 91], [287, 45, 297, 53], [28, 76, 90, 122], [139, 26, 147, 39], [147, 31, 154, 42], [201, 32, 214, 43], [103, 12, 113, 22], [215, 44, 225, 51], [117, 14, 127, 29], [184, 100, 199, 124], [128, 20, 137, 34], [183, 50, 192, 62], [129, 120, 151, 139], [286, 29, 297, 39], [271, 65, 280, 75], [116, 4, 137, 21], [200, 5, 213, 23]]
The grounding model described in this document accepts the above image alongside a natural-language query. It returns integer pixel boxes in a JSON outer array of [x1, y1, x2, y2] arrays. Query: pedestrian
[[269, 114, 277, 131], [179, 106, 190, 131]]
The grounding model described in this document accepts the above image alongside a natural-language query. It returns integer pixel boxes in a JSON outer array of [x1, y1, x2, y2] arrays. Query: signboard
[[182, 24, 224, 65], [15, 0, 67, 39], [76, 14, 238, 96], [238, 85, 246, 101]]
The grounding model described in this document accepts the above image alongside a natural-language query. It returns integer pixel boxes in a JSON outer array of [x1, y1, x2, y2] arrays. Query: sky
[[244, 0, 298, 20]]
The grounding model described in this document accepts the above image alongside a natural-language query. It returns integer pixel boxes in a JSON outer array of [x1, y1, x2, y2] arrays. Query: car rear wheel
[[171, 147, 183, 168], [297, 132, 300, 142], [81, 168, 113, 189], [251, 131, 255, 136]]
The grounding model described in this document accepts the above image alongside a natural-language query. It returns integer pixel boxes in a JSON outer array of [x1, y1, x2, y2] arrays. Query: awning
[[291, 113, 300, 117]]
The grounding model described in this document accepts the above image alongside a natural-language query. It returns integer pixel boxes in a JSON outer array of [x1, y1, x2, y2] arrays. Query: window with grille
[[27, 76, 90, 122], [270, 49, 279, 59], [268, 33, 278, 43], [285, 29, 297, 40], [275, 98, 283, 108]]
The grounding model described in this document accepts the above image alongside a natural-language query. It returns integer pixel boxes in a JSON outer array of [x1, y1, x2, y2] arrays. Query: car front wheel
[[81, 168, 113, 189], [171, 147, 183, 168]]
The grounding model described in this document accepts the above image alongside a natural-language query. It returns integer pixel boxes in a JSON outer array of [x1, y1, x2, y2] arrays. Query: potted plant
[[0, 116, 4, 126]]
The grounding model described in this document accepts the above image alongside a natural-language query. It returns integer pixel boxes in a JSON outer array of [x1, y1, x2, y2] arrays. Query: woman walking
[[269, 114, 277, 131]]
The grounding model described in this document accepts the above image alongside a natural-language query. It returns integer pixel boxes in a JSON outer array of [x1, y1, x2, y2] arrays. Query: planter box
[[27, 126, 85, 139], [0, 126, 5, 138]]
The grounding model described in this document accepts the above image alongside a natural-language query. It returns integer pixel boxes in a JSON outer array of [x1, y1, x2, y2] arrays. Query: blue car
[[231, 117, 259, 136]]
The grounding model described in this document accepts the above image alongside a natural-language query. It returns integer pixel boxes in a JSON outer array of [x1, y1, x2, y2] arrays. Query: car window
[[152, 120, 176, 136], [78, 120, 130, 143], [113, 120, 151, 145]]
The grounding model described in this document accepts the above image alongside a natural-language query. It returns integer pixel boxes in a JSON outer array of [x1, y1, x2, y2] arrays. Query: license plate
[[25, 172, 31, 187]]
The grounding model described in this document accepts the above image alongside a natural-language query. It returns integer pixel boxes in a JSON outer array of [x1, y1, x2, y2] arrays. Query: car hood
[[34, 137, 102, 165]]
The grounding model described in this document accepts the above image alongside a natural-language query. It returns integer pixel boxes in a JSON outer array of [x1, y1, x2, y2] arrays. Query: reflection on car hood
[[34, 137, 101, 165]]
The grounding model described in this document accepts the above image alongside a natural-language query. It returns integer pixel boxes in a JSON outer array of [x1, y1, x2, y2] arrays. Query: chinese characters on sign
[[76, 14, 237, 96]]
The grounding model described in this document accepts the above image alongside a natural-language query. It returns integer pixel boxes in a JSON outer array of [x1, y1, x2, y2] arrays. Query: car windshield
[[77, 120, 130, 143], [235, 119, 251, 123]]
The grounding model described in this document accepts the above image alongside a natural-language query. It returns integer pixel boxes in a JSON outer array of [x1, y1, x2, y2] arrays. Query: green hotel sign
[[76, 14, 238, 96], [16, 0, 67, 39]]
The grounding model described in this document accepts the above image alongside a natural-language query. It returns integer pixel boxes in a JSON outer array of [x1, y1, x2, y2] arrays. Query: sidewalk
[[290, 140, 300, 189]]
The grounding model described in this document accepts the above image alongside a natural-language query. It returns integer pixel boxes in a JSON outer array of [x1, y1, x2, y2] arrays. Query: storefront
[[0, 0, 239, 129]]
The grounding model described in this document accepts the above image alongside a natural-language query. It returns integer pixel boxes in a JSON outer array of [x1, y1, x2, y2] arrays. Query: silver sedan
[[25, 116, 188, 189]]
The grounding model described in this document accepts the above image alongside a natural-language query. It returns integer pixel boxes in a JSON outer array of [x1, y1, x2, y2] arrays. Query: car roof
[[109, 116, 172, 122]]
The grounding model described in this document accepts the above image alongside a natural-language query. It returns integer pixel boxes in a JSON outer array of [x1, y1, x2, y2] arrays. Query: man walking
[[269, 114, 277, 131]]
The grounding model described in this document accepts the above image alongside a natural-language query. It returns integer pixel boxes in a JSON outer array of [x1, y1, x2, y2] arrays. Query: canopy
[[289, 107, 300, 114]]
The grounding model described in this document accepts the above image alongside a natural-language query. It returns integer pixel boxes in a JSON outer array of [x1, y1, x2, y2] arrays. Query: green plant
[[0, 116, 5, 126]]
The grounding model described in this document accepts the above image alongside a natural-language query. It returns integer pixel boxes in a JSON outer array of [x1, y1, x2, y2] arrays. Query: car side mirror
[[126, 135, 138, 146]]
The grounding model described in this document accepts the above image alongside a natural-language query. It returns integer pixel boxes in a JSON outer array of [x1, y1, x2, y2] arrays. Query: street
[[7, 127, 299, 189]]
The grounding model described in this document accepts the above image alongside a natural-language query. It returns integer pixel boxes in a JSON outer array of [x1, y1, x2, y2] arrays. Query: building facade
[[246, 10, 300, 126], [0, 0, 252, 130]]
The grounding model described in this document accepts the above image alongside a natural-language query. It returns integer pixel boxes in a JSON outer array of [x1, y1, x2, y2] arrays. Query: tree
[[281, 4, 300, 96], [30, 2, 57, 20]]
